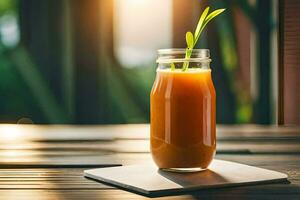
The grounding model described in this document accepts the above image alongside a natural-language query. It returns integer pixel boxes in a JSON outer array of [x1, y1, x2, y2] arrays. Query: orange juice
[[150, 68, 216, 170]]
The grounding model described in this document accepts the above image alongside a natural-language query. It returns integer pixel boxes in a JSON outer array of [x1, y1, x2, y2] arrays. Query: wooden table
[[0, 124, 299, 199]]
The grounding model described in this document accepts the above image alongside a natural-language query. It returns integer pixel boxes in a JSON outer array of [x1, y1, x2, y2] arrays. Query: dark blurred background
[[0, 0, 280, 124]]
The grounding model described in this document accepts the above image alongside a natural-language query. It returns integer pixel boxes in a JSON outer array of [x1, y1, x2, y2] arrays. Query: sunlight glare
[[0, 125, 24, 142], [114, 0, 172, 67]]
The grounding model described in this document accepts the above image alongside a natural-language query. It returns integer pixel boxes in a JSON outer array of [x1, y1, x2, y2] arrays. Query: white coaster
[[84, 159, 288, 197]]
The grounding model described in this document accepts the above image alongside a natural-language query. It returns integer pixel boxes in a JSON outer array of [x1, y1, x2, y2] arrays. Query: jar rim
[[158, 48, 210, 55], [156, 48, 211, 63]]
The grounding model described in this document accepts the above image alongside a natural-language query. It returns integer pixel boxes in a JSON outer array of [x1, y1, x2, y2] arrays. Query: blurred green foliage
[[0, 0, 275, 124], [0, 0, 17, 15]]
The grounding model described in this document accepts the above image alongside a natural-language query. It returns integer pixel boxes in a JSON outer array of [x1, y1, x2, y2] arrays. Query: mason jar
[[150, 49, 216, 172]]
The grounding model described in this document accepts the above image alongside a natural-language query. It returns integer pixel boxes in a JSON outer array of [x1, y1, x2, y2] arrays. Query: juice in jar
[[150, 49, 216, 171]]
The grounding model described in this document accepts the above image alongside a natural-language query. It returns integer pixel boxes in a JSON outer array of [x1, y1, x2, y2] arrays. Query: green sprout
[[181, 7, 226, 71]]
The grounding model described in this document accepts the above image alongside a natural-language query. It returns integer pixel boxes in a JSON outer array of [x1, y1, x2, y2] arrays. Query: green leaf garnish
[[194, 7, 210, 41], [182, 7, 225, 71], [185, 31, 194, 49], [199, 9, 226, 37]]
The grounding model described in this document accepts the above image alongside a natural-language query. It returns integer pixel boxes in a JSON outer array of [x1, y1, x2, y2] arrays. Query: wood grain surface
[[0, 124, 299, 199], [282, 0, 300, 125]]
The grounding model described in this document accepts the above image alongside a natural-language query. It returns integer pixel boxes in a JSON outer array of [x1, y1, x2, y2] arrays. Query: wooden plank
[[0, 140, 300, 168], [1, 140, 300, 154], [278, 0, 285, 125], [282, 0, 300, 125], [0, 124, 299, 143], [217, 154, 300, 167], [0, 186, 299, 200], [0, 154, 298, 190], [0, 155, 298, 199], [0, 125, 299, 199]]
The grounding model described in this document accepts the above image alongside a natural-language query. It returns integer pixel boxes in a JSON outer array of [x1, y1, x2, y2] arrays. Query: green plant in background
[[182, 7, 225, 71], [209, 0, 274, 124], [0, 0, 17, 15], [0, 0, 275, 124], [0, 0, 69, 123]]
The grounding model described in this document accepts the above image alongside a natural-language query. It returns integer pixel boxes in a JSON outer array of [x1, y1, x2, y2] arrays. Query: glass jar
[[150, 49, 216, 172]]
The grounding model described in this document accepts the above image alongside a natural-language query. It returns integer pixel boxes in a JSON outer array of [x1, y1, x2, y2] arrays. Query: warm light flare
[[114, 0, 172, 66], [0, 125, 24, 142], [124, 0, 148, 6], [0, 125, 42, 164]]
